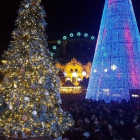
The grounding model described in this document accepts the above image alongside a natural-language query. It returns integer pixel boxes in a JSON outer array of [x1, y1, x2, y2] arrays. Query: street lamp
[[67, 77, 70, 81], [72, 72, 78, 77], [77, 77, 81, 82], [82, 71, 87, 77]]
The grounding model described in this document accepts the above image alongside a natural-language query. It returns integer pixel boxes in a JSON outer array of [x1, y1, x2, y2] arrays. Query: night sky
[[0, 0, 140, 61]]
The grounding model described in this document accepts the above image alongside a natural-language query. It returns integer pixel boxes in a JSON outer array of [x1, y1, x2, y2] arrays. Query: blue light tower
[[86, 0, 140, 102]]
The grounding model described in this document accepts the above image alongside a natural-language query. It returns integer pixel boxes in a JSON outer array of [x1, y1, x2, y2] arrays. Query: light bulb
[[14, 84, 17, 88], [24, 97, 29, 101], [111, 65, 117, 70], [93, 69, 97, 73], [9, 104, 13, 110], [45, 90, 49, 95], [32, 111, 37, 116], [104, 69, 108, 72]]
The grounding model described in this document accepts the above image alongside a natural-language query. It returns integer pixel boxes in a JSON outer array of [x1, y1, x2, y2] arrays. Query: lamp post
[[82, 71, 87, 77], [67, 77, 70, 81], [72, 72, 78, 77], [77, 77, 81, 82]]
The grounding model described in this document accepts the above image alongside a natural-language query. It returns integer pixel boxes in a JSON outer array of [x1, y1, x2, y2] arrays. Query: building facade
[[56, 58, 92, 86]]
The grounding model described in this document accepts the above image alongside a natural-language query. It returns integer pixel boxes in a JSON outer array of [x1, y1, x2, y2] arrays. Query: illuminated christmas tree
[[86, 0, 140, 103], [0, 0, 73, 138]]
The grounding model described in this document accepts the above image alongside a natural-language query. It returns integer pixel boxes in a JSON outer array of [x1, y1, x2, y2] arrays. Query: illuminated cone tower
[[86, 0, 140, 102]]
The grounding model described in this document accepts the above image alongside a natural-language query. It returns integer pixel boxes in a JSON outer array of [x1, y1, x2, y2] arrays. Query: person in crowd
[[61, 93, 140, 140]]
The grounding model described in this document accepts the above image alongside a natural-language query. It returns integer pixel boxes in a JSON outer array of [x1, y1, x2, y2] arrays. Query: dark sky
[[0, 0, 140, 60]]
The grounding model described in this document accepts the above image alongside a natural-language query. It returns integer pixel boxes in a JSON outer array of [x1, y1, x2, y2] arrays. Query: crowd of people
[[61, 93, 140, 140]]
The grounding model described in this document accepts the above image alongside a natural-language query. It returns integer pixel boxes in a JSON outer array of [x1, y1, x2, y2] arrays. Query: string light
[[84, 33, 88, 37], [63, 36, 67, 40], [70, 33, 74, 37], [57, 40, 61, 44], [77, 32, 81, 36]]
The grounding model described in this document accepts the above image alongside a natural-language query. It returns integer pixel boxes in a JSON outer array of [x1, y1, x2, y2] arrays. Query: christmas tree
[[86, 0, 140, 103], [0, 0, 74, 138]]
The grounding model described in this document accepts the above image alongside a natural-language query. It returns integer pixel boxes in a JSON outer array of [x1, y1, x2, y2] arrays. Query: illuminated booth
[[60, 80, 82, 94]]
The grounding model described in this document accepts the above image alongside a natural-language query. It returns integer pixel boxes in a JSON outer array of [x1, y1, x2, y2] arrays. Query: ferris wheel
[[48, 32, 96, 64]]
